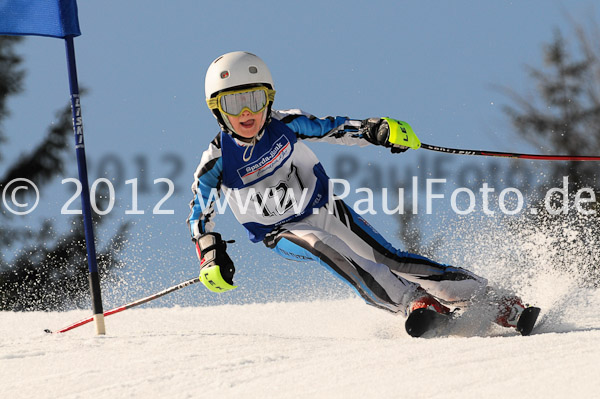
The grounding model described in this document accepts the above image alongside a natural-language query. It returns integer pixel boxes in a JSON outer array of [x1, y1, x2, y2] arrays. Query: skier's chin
[[236, 124, 262, 139]]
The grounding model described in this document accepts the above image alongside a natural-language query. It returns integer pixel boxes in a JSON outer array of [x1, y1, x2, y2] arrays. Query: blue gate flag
[[0, 0, 81, 38]]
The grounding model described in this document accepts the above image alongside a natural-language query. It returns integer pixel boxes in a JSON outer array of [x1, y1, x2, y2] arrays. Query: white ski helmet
[[205, 51, 274, 100]]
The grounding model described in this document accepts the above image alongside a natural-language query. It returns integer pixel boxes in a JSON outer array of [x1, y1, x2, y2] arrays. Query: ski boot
[[494, 294, 540, 336], [405, 290, 452, 337], [408, 291, 451, 316]]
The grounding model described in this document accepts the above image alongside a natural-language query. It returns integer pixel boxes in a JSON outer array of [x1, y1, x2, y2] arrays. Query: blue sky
[[3, 1, 599, 307]]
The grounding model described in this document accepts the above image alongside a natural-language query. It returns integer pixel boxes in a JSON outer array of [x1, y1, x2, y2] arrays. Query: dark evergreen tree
[[0, 36, 24, 160], [0, 36, 130, 310], [502, 25, 600, 285], [503, 29, 600, 189]]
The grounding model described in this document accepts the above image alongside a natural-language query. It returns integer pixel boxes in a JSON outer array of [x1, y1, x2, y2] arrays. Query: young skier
[[188, 51, 536, 335]]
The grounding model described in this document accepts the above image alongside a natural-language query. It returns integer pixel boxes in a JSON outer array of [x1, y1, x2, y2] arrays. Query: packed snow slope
[[1, 288, 599, 399]]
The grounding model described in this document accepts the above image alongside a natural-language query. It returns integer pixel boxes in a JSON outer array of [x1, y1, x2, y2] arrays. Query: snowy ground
[[1, 288, 599, 399]]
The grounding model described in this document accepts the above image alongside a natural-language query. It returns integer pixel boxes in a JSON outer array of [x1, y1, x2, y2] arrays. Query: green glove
[[365, 117, 421, 153], [381, 117, 421, 151], [196, 232, 237, 293], [200, 264, 237, 293]]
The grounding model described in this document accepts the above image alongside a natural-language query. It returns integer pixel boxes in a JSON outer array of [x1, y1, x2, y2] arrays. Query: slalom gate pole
[[64, 36, 106, 335], [420, 143, 600, 161], [45, 277, 201, 334]]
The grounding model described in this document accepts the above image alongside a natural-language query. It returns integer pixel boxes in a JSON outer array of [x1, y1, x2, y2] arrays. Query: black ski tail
[[516, 307, 541, 336], [405, 308, 451, 338]]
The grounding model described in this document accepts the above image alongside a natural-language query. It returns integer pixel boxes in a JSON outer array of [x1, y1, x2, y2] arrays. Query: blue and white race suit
[[188, 110, 487, 313]]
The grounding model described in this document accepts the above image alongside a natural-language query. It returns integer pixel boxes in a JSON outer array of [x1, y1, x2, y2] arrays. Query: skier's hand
[[365, 117, 421, 153], [195, 232, 237, 293]]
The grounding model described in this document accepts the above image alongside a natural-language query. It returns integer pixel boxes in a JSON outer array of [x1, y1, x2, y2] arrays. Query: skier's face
[[227, 109, 267, 139]]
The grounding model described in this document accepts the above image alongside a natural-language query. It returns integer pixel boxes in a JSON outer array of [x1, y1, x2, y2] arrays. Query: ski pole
[[420, 143, 600, 161], [45, 277, 200, 334]]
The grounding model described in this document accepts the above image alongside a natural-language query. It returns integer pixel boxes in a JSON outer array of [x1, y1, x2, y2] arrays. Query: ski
[[405, 308, 451, 338], [406, 306, 542, 338], [516, 307, 541, 336]]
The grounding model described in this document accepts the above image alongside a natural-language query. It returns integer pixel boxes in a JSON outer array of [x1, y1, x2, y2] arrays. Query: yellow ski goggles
[[207, 86, 276, 117]]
